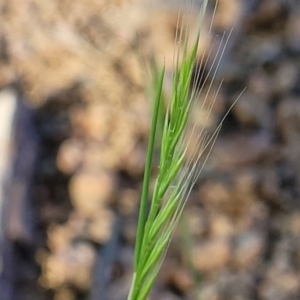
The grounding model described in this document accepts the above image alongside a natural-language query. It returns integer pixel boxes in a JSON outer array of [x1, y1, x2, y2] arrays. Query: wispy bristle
[[127, 1, 244, 299]]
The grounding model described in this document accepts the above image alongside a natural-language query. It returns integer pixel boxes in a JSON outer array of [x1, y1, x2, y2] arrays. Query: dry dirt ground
[[1, 0, 300, 299]]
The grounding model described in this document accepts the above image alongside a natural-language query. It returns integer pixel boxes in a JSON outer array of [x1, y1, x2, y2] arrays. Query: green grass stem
[[125, 1, 240, 299]]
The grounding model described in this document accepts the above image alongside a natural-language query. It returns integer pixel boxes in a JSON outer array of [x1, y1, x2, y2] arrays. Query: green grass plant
[[127, 1, 243, 299]]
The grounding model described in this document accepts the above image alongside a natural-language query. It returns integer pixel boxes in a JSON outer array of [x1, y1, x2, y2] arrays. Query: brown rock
[[274, 62, 298, 93], [56, 139, 84, 174], [199, 180, 231, 211], [147, 260, 187, 295], [69, 169, 115, 218], [170, 268, 194, 293], [259, 167, 280, 204], [185, 207, 208, 237], [47, 223, 74, 253], [289, 213, 300, 236], [54, 288, 75, 300], [200, 171, 258, 219], [118, 188, 139, 215], [209, 213, 234, 238], [79, 103, 112, 141], [259, 271, 300, 300], [286, 7, 300, 52], [233, 90, 271, 128], [47, 213, 88, 252], [196, 282, 220, 300], [87, 208, 115, 243], [276, 98, 300, 144], [212, 131, 272, 169], [233, 231, 265, 269], [198, 271, 256, 300], [215, 0, 243, 29], [40, 242, 96, 290], [248, 70, 274, 100], [235, 202, 269, 234], [192, 238, 231, 272]]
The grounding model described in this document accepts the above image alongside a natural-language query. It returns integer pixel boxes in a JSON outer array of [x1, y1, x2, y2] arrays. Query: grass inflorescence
[[127, 1, 242, 299]]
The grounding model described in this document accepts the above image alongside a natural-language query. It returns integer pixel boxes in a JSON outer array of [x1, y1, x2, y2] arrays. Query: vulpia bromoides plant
[[127, 1, 243, 299]]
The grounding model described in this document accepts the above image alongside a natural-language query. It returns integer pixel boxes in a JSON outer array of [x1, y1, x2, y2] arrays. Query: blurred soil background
[[1, 0, 300, 299]]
